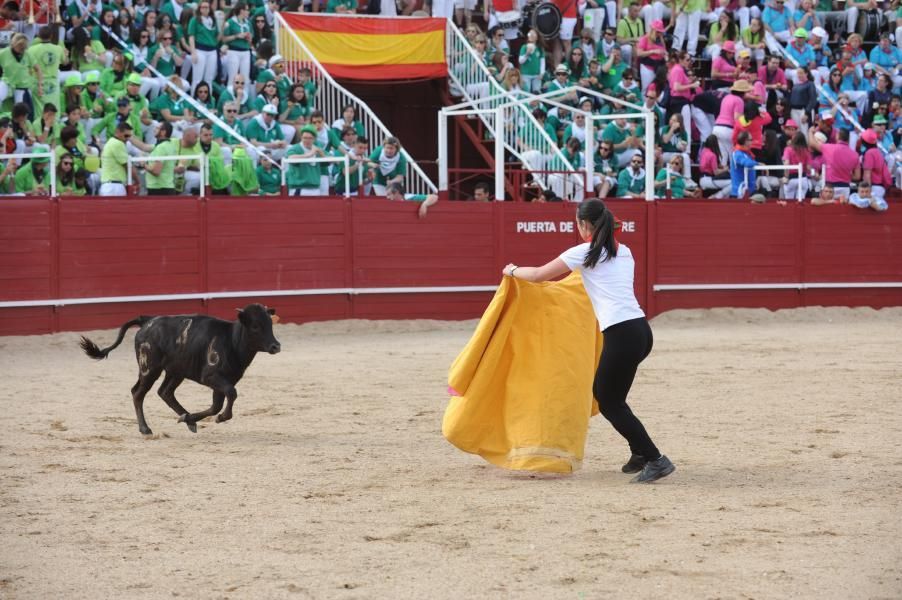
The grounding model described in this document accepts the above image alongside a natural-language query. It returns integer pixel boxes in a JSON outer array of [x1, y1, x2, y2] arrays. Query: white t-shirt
[[559, 242, 645, 331]]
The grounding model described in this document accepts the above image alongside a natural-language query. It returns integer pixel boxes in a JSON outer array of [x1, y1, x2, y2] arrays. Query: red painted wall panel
[[0, 199, 53, 301], [1, 198, 900, 336], [57, 198, 203, 298], [655, 202, 800, 284], [802, 205, 902, 282], [206, 198, 349, 291], [352, 200, 497, 286]]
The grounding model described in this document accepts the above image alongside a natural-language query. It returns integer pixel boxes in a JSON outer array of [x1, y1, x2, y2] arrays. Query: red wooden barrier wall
[[1, 197, 900, 336]]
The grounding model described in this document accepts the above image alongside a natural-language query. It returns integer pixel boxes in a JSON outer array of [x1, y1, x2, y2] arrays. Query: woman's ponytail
[[580, 199, 617, 269]]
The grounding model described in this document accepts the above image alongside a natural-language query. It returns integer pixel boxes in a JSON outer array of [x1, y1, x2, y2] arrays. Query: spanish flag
[[280, 14, 447, 81]]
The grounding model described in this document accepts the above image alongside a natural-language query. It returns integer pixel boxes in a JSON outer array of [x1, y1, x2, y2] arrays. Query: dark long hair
[[702, 134, 721, 164], [579, 199, 617, 268], [742, 99, 760, 122]]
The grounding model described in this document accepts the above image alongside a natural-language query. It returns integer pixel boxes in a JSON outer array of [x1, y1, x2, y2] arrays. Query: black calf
[[80, 303, 281, 435]]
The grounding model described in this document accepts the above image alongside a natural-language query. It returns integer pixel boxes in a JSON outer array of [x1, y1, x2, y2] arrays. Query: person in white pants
[[622, 1, 671, 33], [99, 122, 135, 196], [672, 0, 705, 57], [186, 0, 221, 94], [222, 3, 252, 87]]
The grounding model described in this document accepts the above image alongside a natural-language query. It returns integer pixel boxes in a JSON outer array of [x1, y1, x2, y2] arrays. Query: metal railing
[[0, 152, 56, 196], [127, 154, 206, 197], [281, 154, 351, 197], [274, 13, 437, 195], [444, 21, 576, 181], [743, 164, 805, 202]]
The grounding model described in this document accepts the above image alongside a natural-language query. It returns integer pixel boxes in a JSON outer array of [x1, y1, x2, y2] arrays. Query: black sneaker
[[630, 455, 675, 483], [621, 454, 648, 474]]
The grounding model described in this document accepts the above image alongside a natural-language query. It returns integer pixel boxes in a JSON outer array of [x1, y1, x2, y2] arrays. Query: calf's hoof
[[139, 426, 153, 436], [178, 414, 198, 433], [215, 413, 232, 423]]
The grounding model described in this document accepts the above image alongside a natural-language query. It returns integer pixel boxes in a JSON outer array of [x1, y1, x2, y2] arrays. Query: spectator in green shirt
[[367, 136, 407, 196], [33, 103, 61, 146], [616, 154, 647, 198], [99, 122, 134, 196], [13, 147, 51, 195], [145, 121, 181, 195], [222, 3, 253, 86], [27, 27, 64, 115], [256, 54, 293, 106], [254, 158, 280, 195], [655, 154, 688, 198], [186, 0, 221, 94], [285, 125, 327, 196], [244, 104, 287, 160], [0, 33, 42, 121], [213, 101, 249, 164], [385, 182, 438, 219], [56, 153, 79, 196]]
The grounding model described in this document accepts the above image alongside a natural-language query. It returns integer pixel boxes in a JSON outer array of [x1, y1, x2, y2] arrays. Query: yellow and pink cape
[[444, 273, 603, 473]]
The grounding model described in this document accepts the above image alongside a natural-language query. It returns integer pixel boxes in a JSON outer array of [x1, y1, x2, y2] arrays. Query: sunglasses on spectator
[[225, 109, 237, 113], [631, 159, 642, 164], [61, 161, 73, 166], [162, 36, 172, 40]]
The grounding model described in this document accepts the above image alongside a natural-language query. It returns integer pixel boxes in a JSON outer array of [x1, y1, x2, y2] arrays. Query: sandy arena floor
[[1, 307, 901, 599]]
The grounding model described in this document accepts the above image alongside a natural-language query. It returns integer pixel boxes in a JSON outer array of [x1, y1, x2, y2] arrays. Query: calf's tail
[[80, 317, 150, 360]]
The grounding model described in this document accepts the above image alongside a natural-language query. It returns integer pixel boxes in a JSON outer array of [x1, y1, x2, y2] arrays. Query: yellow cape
[[444, 272, 603, 473]]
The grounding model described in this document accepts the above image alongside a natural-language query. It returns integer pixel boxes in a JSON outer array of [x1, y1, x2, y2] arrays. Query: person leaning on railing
[[332, 134, 371, 197], [368, 136, 406, 196], [285, 124, 326, 197]]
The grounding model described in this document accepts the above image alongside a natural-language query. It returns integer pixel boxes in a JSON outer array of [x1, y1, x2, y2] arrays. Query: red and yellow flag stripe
[[281, 13, 447, 80]]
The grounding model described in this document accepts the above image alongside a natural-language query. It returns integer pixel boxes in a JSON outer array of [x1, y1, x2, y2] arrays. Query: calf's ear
[[266, 307, 279, 323], [266, 307, 277, 315], [235, 308, 248, 325]]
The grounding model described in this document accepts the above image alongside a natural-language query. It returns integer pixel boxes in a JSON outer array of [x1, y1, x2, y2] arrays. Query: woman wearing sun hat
[[712, 79, 752, 166], [635, 19, 666, 92]]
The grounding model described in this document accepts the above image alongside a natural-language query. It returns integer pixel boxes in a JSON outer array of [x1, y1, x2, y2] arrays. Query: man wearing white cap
[[256, 54, 293, 105], [244, 103, 287, 160]]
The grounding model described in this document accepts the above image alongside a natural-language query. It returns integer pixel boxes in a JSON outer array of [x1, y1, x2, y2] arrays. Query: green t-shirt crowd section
[[0, 0, 432, 202]]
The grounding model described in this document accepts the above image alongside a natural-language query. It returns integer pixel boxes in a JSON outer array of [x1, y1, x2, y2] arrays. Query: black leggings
[[593, 317, 660, 460]]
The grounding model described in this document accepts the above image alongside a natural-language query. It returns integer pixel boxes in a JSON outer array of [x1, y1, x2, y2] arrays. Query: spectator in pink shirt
[[713, 79, 751, 166], [781, 131, 812, 200], [859, 128, 892, 201], [668, 51, 712, 147], [711, 41, 738, 87], [808, 128, 860, 199], [758, 55, 788, 104], [699, 135, 731, 198], [636, 19, 668, 92]]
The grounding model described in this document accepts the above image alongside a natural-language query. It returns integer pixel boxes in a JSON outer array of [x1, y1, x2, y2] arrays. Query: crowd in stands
[[0, 0, 898, 207], [452, 0, 901, 207], [0, 0, 440, 207]]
